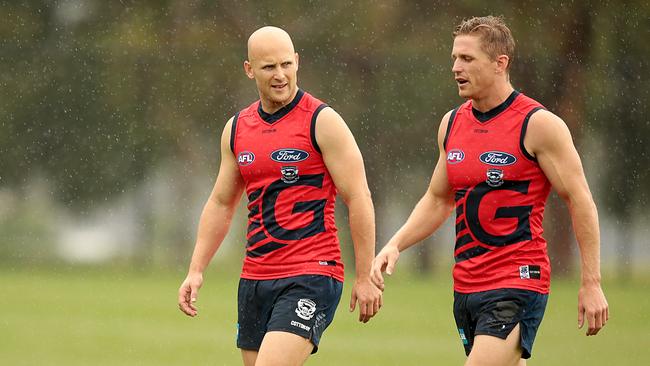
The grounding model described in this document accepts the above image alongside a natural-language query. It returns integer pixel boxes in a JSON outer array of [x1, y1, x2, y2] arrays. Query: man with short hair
[[371, 16, 608, 366], [178, 26, 382, 366]]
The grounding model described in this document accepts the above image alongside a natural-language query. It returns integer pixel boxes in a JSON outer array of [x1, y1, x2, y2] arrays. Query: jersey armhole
[[443, 107, 459, 151], [230, 112, 240, 153], [310, 103, 329, 154], [520, 107, 545, 163]]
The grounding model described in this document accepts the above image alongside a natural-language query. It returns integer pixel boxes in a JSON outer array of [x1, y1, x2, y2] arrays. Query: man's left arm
[[315, 107, 382, 323], [526, 109, 609, 336]]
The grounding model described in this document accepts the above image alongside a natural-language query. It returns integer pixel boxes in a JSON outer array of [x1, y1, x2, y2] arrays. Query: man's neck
[[260, 88, 298, 114], [472, 83, 515, 113]]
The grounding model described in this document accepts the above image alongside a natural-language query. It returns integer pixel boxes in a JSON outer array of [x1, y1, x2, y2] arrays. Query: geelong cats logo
[[281, 166, 299, 184], [295, 298, 317, 320], [486, 168, 504, 187]]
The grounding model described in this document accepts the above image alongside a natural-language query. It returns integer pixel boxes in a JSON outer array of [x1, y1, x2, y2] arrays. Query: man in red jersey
[[371, 16, 608, 365], [178, 26, 382, 365]]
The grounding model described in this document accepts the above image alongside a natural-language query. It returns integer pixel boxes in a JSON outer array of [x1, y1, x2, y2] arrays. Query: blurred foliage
[[1, 1, 649, 267]]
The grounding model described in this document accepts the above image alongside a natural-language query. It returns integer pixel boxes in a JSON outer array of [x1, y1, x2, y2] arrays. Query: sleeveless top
[[444, 91, 551, 294], [231, 89, 344, 282]]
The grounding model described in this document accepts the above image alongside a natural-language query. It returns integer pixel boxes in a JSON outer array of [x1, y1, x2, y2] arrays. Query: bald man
[[178, 26, 382, 366]]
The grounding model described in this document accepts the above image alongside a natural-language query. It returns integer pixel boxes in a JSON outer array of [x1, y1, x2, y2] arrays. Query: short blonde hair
[[453, 16, 515, 69]]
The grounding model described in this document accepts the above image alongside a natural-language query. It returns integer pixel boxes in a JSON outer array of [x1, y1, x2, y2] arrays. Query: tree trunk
[[545, 2, 593, 277]]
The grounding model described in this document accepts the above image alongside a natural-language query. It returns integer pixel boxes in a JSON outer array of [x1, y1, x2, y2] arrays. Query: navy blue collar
[[472, 90, 519, 122], [257, 89, 304, 123]]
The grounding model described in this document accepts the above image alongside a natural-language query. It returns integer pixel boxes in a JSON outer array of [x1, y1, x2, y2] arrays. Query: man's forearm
[[346, 193, 376, 279], [388, 192, 454, 253], [567, 193, 601, 284], [188, 199, 236, 274]]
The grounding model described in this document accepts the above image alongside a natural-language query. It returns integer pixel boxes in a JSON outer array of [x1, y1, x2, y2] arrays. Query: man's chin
[[457, 89, 472, 99], [269, 89, 293, 104]]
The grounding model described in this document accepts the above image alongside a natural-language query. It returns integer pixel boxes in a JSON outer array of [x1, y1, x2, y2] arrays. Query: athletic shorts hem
[[518, 322, 536, 359], [473, 330, 511, 340], [267, 327, 319, 354], [236, 344, 260, 352], [471, 326, 534, 359], [266, 327, 313, 342]]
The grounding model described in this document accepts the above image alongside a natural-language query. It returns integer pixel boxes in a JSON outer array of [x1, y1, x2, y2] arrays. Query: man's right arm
[[371, 111, 456, 287], [178, 117, 245, 317]]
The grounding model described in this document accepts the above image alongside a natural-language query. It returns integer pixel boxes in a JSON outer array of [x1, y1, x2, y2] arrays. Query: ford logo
[[270, 148, 310, 163], [479, 151, 517, 166]]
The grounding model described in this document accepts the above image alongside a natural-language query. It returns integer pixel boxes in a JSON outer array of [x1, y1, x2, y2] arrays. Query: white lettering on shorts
[[290, 320, 311, 331]]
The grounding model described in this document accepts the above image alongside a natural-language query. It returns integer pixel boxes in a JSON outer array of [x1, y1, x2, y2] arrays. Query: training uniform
[[231, 89, 343, 352], [444, 91, 550, 358]]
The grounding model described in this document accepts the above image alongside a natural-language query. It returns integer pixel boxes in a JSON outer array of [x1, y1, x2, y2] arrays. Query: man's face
[[245, 44, 299, 107], [451, 35, 498, 99]]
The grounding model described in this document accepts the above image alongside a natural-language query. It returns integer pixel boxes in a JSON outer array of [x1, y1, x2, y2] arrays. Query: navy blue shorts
[[453, 288, 548, 359], [237, 274, 343, 354]]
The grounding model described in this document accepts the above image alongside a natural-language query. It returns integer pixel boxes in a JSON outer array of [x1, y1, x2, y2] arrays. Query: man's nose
[[273, 66, 285, 79], [452, 59, 462, 73]]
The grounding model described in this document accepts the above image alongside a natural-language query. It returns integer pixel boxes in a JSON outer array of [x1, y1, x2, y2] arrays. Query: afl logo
[[447, 149, 465, 164], [479, 151, 517, 166], [237, 151, 255, 166], [270, 148, 309, 163]]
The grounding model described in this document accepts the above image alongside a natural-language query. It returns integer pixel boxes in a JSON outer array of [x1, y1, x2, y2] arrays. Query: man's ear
[[495, 54, 510, 74], [244, 60, 254, 79]]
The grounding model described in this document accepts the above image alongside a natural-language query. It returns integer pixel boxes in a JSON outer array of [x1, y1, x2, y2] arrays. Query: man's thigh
[[255, 331, 313, 366], [241, 349, 258, 366], [465, 324, 526, 366]]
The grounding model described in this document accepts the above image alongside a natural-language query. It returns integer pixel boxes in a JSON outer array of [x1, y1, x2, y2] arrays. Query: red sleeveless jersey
[[231, 89, 344, 282], [444, 91, 551, 294]]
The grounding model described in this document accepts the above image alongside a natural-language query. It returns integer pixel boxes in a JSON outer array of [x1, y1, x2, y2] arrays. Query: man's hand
[[178, 272, 203, 317], [370, 245, 400, 290], [578, 283, 609, 336], [349, 277, 383, 323]]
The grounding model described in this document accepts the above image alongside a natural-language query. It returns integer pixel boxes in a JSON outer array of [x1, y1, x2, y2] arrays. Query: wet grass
[[2, 265, 648, 365]]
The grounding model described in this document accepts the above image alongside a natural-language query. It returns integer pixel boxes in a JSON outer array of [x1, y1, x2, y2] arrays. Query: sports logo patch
[[447, 149, 465, 164], [486, 168, 504, 187], [271, 148, 309, 163], [295, 298, 317, 320], [479, 151, 517, 166], [281, 166, 299, 184], [519, 265, 541, 279], [237, 151, 255, 166]]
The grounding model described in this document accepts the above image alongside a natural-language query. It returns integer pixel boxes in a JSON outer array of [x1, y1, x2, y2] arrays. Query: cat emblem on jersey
[[486, 168, 504, 187], [281, 166, 299, 184]]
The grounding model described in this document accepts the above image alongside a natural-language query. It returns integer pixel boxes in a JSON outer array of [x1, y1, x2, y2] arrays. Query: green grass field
[[2, 266, 648, 365]]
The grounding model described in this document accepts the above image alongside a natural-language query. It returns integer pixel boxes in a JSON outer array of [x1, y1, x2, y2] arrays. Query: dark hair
[[453, 16, 515, 69]]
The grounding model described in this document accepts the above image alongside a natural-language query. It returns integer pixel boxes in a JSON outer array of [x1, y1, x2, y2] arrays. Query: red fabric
[[232, 91, 344, 281], [445, 93, 551, 294]]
